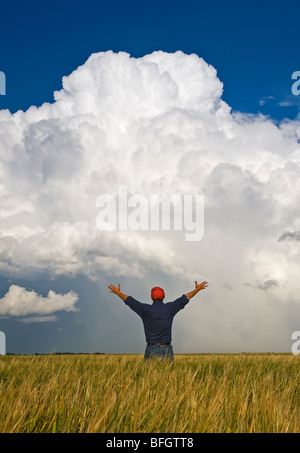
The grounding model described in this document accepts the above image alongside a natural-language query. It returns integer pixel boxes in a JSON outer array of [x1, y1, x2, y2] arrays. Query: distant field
[[0, 353, 299, 433]]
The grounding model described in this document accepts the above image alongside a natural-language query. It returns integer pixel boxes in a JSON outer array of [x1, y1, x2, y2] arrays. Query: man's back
[[125, 295, 189, 343], [108, 280, 208, 360]]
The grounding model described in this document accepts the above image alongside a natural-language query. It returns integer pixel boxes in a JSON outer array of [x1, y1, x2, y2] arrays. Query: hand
[[195, 281, 208, 291], [185, 280, 208, 300], [108, 283, 121, 295], [108, 283, 128, 301]]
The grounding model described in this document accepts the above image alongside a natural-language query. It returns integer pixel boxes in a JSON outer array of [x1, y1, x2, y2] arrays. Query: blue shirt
[[124, 294, 189, 344]]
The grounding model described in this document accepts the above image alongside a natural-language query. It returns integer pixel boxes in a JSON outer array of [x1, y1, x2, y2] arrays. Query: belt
[[147, 342, 170, 347]]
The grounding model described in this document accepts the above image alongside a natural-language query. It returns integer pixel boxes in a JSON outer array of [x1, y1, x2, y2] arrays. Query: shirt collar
[[152, 298, 164, 304]]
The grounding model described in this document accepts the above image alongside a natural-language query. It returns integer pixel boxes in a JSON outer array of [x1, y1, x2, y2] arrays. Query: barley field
[[0, 353, 299, 433]]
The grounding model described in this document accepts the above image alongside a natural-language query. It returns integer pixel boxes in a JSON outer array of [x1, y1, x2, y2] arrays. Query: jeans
[[144, 344, 174, 361]]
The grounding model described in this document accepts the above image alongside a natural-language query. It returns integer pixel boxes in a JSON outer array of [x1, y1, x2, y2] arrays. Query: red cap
[[151, 287, 165, 300]]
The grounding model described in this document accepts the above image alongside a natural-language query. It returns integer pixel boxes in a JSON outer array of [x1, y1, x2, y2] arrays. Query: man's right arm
[[108, 283, 128, 301], [108, 284, 144, 316]]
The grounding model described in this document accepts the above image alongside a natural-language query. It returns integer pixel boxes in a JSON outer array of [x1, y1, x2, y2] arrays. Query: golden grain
[[0, 353, 299, 433]]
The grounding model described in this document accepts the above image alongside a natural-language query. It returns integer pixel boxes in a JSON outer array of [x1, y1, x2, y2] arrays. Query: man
[[108, 280, 208, 361]]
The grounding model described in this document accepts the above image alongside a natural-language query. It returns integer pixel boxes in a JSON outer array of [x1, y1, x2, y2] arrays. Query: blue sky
[[0, 0, 300, 355], [0, 0, 299, 119]]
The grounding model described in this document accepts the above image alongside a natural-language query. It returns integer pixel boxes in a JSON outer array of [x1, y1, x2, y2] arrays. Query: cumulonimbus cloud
[[0, 50, 300, 306]]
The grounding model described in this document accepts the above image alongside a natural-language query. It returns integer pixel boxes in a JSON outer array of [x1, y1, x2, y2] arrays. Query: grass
[[0, 353, 299, 433]]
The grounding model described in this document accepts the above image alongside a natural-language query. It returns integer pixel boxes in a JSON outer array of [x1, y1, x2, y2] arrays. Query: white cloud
[[0, 50, 231, 281], [0, 50, 300, 348], [18, 315, 58, 323], [258, 95, 274, 106], [0, 285, 79, 317]]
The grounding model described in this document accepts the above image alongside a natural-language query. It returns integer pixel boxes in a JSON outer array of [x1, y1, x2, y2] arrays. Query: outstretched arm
[[185, 281, 208, 300], [108, 283, 128, 301]]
